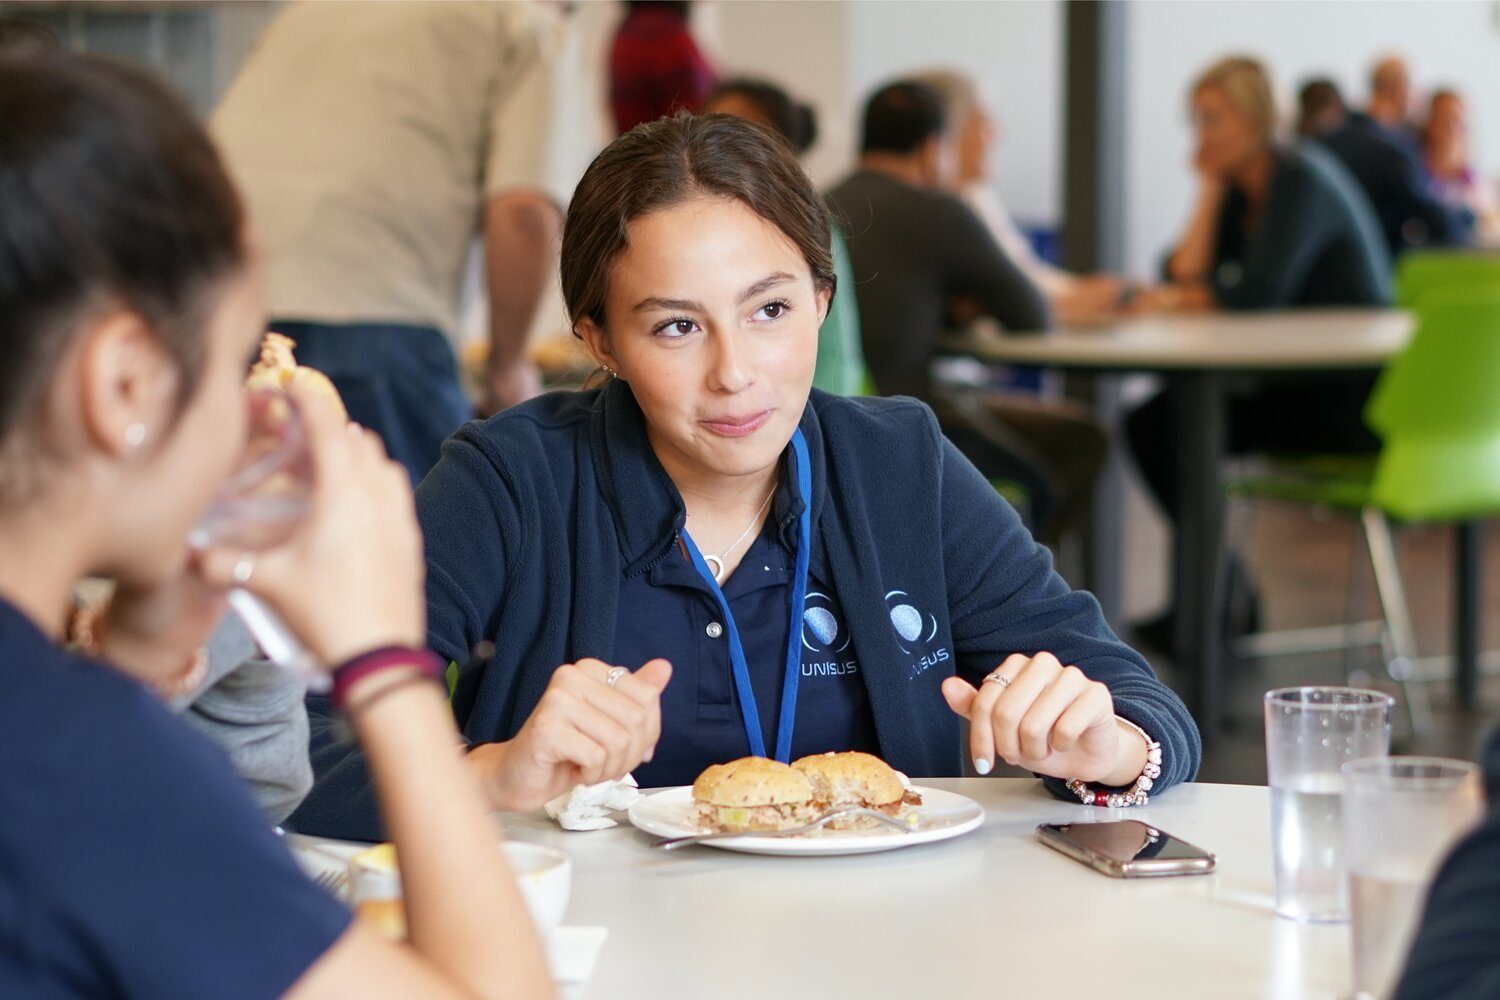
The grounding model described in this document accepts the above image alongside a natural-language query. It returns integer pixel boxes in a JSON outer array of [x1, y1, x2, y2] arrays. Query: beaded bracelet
[[1065, 717, 1163, 808]]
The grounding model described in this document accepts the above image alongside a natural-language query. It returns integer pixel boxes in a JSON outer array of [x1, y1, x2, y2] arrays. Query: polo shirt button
[[706, 622, 724, 638]]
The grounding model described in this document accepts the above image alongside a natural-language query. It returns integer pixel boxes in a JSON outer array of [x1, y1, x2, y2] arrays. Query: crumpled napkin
[[544, 775, 645, 831]]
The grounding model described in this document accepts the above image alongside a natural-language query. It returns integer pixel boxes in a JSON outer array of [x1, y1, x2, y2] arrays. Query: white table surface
[[481, 778, 1351, 1000], [941, 308, 1412, 371]]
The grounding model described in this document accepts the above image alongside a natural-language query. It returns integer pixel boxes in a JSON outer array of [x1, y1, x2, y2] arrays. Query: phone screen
[[1045, 820, 1211, 864]]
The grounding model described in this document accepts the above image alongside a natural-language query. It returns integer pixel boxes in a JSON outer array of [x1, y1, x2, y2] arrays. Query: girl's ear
[[576, 317, 620, 375], [78, 309, 178, 457]]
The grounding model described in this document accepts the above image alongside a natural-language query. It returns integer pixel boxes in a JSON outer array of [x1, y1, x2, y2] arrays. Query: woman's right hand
[[469, 658, 672, 811], [199, 382, 425, 667]]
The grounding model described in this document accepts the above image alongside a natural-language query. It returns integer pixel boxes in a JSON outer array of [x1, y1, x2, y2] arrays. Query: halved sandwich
[[691, 757, 818, 834], [792, 751, 923, 830]]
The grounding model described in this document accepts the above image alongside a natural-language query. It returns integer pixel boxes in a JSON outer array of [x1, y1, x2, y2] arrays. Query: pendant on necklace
[[704, 554, 726, 585]]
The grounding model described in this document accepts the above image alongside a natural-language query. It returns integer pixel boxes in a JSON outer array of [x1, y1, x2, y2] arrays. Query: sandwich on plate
[[792, 751, 923, 830], [691, 757, 818, 834]]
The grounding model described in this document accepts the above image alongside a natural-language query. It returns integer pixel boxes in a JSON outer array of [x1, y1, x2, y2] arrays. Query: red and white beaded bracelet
[[1065, 717, 1163, 808]]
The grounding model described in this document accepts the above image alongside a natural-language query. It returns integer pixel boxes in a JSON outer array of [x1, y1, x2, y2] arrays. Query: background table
[[490, 778, 1350, 1000], [938, 309, 1465, 737]]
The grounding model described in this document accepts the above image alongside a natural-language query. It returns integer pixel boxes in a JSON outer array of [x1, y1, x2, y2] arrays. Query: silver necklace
[[696, 488, 776, 584]]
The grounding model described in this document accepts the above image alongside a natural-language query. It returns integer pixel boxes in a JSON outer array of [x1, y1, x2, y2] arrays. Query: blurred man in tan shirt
[[213, 0, 562, 483]]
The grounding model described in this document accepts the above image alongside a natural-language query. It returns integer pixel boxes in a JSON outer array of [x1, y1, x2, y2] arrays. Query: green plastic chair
[[812, 224, 869, 396], [1223, 291, 1500, 731], [1395, 250, 1500, 309]]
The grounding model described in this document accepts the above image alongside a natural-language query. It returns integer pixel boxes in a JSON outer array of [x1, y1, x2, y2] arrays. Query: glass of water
[[1264, 687, 1393, 922], [1343, 756, 1482, 1000], [189, 389, 324, 689]]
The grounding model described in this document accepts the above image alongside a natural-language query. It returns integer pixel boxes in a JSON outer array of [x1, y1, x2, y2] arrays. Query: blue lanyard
[[680, 428, 812, 763]]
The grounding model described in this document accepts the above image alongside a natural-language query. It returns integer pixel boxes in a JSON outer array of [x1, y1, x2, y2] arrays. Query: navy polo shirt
[[618, 523, 879, 787], [0, 597, 350, 998]]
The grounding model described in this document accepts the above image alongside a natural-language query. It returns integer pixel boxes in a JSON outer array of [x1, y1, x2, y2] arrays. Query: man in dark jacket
[[1297, 77, 1464, 258]]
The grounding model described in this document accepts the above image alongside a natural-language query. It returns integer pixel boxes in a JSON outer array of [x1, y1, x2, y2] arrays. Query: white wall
[[708, 0, 1064, 227], [845, 0, 1063, 226], [1124, 0, 1500, 278]]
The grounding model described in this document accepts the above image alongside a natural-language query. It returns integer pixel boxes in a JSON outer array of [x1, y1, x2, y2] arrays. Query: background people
[[212, 0, 564, 485]]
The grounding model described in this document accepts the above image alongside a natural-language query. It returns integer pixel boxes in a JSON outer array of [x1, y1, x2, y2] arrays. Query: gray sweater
[[172, 615, 311, 824]]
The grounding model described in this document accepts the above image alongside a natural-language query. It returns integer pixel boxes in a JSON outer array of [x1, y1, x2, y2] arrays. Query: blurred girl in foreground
[[0, 50, 550, 999]]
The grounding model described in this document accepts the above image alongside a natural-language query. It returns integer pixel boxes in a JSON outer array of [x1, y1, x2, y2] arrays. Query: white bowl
[[348, 841, 571, 932], [503, 841, 571, 930]]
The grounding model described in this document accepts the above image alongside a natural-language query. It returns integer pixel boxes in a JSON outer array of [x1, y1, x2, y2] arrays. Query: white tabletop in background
[[489, 778, 1350, 1000], [941, 308, 1413, 371]]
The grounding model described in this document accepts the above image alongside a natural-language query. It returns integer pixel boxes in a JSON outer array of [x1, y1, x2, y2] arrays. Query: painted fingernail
[[974, 757, 993, 776]]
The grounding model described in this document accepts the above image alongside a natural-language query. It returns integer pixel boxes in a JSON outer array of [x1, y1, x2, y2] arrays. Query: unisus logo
[[801, 592, 858, 677], [886, 590, 950, 678]]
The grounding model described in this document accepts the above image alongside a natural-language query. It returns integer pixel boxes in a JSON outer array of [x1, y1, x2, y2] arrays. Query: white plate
[[627, 785, 985, 856]]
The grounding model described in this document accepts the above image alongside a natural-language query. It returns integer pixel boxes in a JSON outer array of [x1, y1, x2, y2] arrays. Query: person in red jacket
[[609, 1, 716, 134]]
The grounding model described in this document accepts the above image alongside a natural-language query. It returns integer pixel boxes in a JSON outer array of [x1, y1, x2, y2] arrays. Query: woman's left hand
[[940, 653, 1145, 785]]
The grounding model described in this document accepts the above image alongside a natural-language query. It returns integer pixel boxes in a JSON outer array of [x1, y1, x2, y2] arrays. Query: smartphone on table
[[1036, 820, 1216, 878]]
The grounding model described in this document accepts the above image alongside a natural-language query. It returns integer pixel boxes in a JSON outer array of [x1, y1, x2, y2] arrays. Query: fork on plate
[[651, 806, 924, 850], [312, 868, 348, 896]]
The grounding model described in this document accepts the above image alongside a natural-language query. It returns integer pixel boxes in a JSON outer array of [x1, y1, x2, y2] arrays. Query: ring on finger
[[982, 670, 1013, 689], [232, 556, 255, 586], [606, 666, 628, 689]]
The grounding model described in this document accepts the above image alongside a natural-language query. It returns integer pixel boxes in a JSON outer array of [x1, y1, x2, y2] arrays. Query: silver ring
[[606, 666, 628, 688], [232, 556, 255, 586], [983, 672, 1012, 689]]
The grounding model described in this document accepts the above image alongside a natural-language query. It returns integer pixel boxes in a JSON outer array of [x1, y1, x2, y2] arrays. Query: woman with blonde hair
[[1125, 55, 1391, 648], [1156, 55, 1387, 309]]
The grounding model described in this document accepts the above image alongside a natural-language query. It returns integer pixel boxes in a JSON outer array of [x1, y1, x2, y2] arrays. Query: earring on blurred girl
[[125, 423, 148, 450]]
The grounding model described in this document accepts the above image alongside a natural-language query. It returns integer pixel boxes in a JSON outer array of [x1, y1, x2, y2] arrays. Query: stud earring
[[124, 423, 148, 449]]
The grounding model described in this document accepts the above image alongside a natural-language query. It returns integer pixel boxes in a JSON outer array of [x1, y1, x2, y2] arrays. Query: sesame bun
[[692, 756, 813, 807], [793, 751, 906, 808], [246, 332, 348, 418]]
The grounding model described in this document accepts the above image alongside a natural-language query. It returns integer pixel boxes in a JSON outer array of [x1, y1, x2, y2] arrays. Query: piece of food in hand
[[246, 332, 347, 417], [792, 751, 923, 830], [691, 756, 817, 833]]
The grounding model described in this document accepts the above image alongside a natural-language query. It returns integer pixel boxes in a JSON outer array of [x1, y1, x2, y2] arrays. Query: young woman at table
[[293, 111, 1200, 840], [0, 51, 551, 999], [1123, 56, 1394, 644]]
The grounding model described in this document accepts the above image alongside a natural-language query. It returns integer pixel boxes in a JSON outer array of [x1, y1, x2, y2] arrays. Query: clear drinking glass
[[189, 389, 324, 690], [1343, 756, 1482, 1000], [1264, 687, 1393, 922]]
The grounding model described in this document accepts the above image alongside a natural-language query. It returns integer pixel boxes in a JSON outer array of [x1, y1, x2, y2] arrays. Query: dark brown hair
[[0, 51, 245, 500], [560, 112, 835, 334]]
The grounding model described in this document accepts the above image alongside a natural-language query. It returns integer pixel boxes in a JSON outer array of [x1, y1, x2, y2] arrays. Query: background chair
[[1220, 288, 1500, 733]]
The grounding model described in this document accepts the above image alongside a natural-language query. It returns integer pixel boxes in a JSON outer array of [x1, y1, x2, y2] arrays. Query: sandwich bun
[[792, 751, 923, 830], [793, 751, 906, 807], [691, 757, 816, 833], [246, 332, 348, 418], [693, 756, 812, 807]]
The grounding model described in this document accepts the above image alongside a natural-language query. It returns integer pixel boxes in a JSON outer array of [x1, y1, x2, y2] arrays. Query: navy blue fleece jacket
[[290, 383, 1199, 840]]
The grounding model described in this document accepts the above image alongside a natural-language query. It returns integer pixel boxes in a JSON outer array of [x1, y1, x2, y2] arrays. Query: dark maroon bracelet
[[330, 646, 445, 710]]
